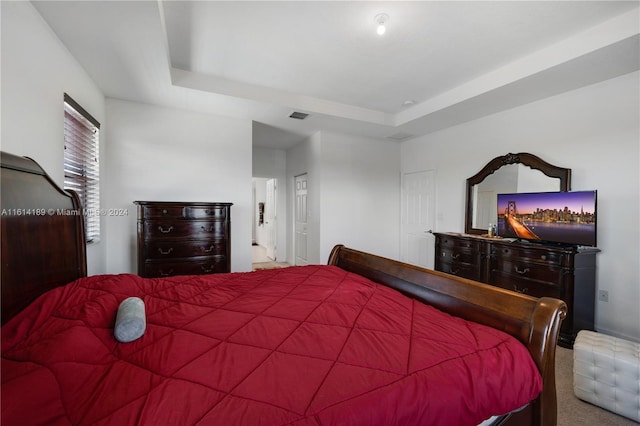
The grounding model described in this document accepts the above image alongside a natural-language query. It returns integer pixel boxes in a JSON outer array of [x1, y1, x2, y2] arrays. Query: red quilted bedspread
[[2, 265, 542, 426]]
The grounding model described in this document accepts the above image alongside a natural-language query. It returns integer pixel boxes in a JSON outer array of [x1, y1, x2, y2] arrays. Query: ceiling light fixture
[[374, 13, 389, 36]]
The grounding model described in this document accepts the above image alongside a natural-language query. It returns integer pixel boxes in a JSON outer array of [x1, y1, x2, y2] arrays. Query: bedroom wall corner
[[1, 1, 107, 275]]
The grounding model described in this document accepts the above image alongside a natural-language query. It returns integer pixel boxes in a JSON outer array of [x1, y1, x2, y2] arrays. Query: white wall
[[1, 1, 107, 274], [252, 147, 288, 261], [319, 132, 401, 261], [104, 99, 253, 273], [402, 71, 640, 341]]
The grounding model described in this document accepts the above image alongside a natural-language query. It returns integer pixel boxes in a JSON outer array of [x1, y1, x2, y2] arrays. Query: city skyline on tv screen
[[496, 190, 597, 246], [497, 191, 596, 215]]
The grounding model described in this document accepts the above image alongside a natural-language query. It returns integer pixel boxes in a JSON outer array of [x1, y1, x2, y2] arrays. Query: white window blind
[[63, 93, 100, 243]]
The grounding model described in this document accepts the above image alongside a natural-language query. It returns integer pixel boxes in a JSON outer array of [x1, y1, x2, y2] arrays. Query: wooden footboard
[[328, 244, 567, 426]]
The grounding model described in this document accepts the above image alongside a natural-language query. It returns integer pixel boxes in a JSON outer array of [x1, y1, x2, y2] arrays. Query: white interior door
[[401, 170, 436, 268], [294, 174, 308, 266], [265, 178, 276, 260]]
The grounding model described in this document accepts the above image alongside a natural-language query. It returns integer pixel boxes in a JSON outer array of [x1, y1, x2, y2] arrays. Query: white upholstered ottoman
[[573, 330, 640, 422]]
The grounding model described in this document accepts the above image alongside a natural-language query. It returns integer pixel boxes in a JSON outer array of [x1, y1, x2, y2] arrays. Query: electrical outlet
[[598, 290, 609, 302]]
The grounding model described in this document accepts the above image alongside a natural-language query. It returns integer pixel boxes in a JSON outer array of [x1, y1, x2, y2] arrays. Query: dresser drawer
[[143, 240, 227, 260], [143, 220, 226, 239], [139, 205, 185, 218], [437, 235, 481, 251], [437, 247, 478, 266], [184, 206, 228, 220], [491, 272, 563, 299], [142, 257, 228, 278], [436, 259, 482, 281], [492, 245, 566, 266], [491, 256, 567, 286], [139, 204, 230, 220]]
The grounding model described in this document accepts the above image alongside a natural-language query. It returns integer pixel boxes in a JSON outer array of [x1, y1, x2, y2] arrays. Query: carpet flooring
[[556, 346, 638, 425]]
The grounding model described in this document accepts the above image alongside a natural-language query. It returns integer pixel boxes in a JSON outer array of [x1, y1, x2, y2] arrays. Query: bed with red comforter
[[0, 152, 566, 426], [2, 265, 543, 426]]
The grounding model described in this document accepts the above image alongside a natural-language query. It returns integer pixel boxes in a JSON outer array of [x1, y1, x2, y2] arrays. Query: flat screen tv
[[496, 190, 597, 247]]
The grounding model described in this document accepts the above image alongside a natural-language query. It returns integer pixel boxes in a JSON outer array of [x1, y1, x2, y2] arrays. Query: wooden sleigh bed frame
[[1, 151, 567, 426]]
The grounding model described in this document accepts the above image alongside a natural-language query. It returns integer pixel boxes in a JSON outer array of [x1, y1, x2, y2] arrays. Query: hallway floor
[[252, 244, 290, 270]]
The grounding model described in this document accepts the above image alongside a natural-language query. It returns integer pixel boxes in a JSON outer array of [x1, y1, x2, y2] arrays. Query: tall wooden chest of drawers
[[134, 201, 232, 278], [434, 232, 599, 348]]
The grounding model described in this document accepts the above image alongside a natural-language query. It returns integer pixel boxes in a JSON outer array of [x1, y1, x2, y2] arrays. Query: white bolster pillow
[[114, 297, 146, 343]]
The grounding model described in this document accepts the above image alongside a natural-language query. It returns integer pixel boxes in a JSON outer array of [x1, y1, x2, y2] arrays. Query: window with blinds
[[63, 93, 100, 243]]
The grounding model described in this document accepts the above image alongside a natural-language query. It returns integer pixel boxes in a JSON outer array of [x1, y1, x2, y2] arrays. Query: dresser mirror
[[465, 152, 572, 235]]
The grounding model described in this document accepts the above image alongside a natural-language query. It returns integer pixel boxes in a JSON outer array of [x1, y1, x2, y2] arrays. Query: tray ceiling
[[32, 1, 640, 148]]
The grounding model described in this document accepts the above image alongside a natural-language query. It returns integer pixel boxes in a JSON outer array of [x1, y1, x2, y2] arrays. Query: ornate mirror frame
[[465, 152, 572, 235]]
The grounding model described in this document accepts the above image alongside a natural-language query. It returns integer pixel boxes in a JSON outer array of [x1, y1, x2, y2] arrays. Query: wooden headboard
[[1, 152, 87, 324]]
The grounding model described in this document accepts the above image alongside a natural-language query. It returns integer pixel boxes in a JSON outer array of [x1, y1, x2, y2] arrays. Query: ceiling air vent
[[289, 111, 309, 120], [386, 132, 414, 141]]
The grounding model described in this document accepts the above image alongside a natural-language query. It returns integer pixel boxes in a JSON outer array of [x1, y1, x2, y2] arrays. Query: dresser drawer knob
[[162, 209, 168, 214], [513, 285, 528, 294], [201, 225, 215, 232], [202, 245, 215, 253], [451, 253, 460, 260], [514, 266, 530, 275], [201, 265, 215, 273], [159, 269, 174, 277], [158, 247, 173, 255], [158, 225, 174, 234]]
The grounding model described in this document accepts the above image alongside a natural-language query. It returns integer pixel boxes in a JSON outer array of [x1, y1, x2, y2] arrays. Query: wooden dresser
[[434, 232, 599, 348], [134, 201, 232, 278]]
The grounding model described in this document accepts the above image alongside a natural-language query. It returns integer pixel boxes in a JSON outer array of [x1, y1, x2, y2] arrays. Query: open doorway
[[252, 178, 287, 270]]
